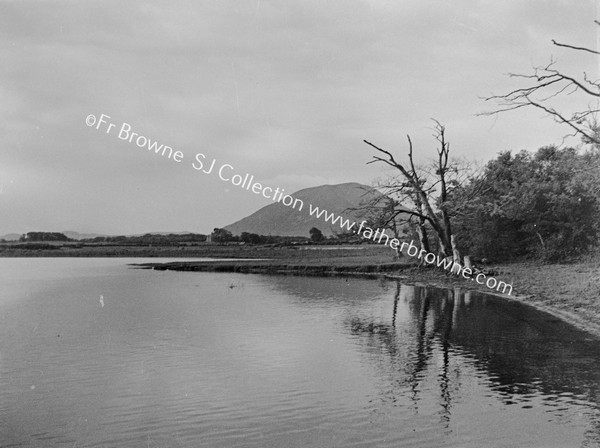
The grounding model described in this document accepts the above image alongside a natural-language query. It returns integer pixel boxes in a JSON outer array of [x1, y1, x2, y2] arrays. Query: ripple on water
[[1, 260, 600, 447]]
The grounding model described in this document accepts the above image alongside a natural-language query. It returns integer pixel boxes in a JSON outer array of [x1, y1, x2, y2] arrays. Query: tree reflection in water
[[345, 281, 600, 441]]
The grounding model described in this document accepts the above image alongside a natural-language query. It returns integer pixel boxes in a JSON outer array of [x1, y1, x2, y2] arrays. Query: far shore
[[2, 242, 599, 339]]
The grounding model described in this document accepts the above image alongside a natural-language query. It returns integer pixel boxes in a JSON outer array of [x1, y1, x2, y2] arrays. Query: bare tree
[[349, 178, 430, 260], [364, 121, 463, 259], [351, 141, 435, 253], [482, 21, 600, 145]]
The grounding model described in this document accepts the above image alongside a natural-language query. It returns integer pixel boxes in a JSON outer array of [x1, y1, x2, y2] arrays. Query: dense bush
[[19, 232, 71, 242], [451, 146, 600, 262]]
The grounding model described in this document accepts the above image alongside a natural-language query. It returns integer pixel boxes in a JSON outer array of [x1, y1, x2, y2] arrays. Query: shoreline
[[3, 243, 598, 340], [134, 257, 600, 340]]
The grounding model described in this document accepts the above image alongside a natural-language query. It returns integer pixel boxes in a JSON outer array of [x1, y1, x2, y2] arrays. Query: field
[[0, 241, 394, 261]]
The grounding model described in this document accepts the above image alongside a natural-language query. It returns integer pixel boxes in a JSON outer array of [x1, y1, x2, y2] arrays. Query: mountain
[[62, 231, 106, 240], [224, 182, 384, 237]]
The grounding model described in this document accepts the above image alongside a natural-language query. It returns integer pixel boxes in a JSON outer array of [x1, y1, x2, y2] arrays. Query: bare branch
[[480, 22, 600, 147], [526, 99, 600, 144], [551, 39, 600, 56]]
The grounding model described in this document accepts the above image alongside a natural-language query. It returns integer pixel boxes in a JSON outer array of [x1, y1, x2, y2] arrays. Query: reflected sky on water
[[1, 259, 599, 447]]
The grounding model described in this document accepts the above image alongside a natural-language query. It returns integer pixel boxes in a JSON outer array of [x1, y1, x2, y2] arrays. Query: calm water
[[1, 258, 600, 447]]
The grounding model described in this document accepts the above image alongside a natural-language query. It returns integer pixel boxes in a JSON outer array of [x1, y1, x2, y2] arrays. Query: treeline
[[9, 232, 209, 245], [451, 146, 600, 262], [210, 228, 310, 245], [82, 233, 207, 245], [210, 228, 363, 245], [19, 232, 72, 242], [365, 141, 600, 264]]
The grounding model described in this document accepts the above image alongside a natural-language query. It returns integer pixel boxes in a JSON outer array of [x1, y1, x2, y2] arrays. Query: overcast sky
[[1, 0, 598, 236]]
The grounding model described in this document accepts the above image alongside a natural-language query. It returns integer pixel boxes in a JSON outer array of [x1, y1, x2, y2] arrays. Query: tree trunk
[[451, 234, 461, 265], [416, 221, 430, 254], [464, 255, 472, 271]]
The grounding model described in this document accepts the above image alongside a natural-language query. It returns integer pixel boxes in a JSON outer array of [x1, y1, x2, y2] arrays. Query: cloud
[[0, 0, 597, 234]]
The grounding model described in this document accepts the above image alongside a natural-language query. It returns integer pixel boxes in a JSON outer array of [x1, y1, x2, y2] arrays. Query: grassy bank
[[0, 242, 392, 260]]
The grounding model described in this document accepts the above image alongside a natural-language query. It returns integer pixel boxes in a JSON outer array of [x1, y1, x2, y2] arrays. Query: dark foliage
[[309, 227, 325, 242], [451, 146, 600, 262], [20, 232, 71, 242]]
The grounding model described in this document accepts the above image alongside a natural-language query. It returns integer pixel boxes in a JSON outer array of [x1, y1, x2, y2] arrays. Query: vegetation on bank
[[0, 226, 363, 251], [0, 242, 390, 259], [452, 145, 599, 262], [352, 24, 600, 271]]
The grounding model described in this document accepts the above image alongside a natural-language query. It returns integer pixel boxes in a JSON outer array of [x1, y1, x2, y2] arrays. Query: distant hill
[[0, 231, 103, 241], [62, 231, 105, 240], [135, 231, 193, 236], [0, 231, 196, 242], [0, 233, 21, 241], [224, 182, 384, 237]]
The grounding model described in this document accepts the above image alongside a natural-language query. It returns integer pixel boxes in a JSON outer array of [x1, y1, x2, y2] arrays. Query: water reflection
[[346, 284, 461, 428], [3, 259, 600, 448], [265, 276, 600, 445]]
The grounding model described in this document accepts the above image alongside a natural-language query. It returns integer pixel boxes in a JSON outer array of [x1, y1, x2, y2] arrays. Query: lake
[[1, 258, 600, 447]]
